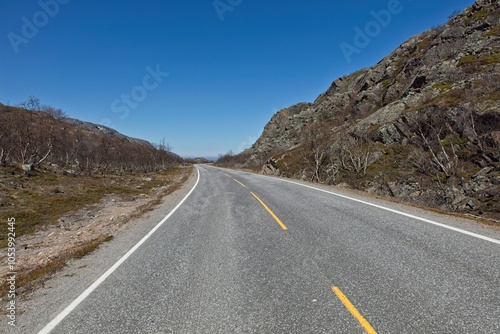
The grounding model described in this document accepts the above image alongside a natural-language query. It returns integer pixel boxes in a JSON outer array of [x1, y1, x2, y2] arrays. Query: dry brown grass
[[0, 165, 193, 298], [0, 235, 114, 301], [0, 165, 187, 247]]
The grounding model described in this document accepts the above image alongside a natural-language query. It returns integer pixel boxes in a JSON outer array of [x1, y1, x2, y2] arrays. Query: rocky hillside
[[0, 104, 182, 174], [217, 0, 500, 221]]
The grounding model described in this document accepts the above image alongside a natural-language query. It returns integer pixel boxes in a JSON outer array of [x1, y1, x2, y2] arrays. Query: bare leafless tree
[[18, 96, 41, 111], [40, 105, 68, 119], [0, 103, 182, 173], [338, 136, 372, 176]]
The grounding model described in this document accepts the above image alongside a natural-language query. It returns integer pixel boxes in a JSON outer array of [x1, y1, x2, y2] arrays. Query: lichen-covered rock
[[222, 0, 500, 221]]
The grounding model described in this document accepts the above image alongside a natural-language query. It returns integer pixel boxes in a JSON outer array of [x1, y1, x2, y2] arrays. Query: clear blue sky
[[1, 0, 474, 158]]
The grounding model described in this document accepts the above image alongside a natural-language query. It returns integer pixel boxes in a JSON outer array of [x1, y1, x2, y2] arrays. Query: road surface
[[37, 165, 500, 333]]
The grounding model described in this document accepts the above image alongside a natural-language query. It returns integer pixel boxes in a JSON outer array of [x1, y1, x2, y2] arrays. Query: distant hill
[[0, 104, 182, 173], [184, 157, 213, 164], [62, 118, 155, 149], [217, 0, 500, 221]]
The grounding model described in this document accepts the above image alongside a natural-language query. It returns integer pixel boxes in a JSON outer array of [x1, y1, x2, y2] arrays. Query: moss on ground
[[457, 53, 500, 66], [0, 166, 183, 247]]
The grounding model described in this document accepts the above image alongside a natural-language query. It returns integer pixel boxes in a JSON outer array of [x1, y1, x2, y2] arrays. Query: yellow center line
[[233, 179, 246, 188], [250, 192, 288, 231], [332, 286, 378, 334]]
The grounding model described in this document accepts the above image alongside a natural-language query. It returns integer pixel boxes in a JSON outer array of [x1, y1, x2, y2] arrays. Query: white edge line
[[38, 166, 201, 334], [244, 171, 500, 246]]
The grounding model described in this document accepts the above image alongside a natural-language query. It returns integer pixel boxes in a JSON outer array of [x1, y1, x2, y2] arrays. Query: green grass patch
[[405, 87, 466, 112], [472, 7, 490, 20], [364, 144, 408, 179], [482, 54, 500, 64], [432, 83, 453, 91], [418, 38, 430, 52], [457, 53, 500, 66], [438, 89, 466, 108], [273, 149, 307, 178], [432, 173, 449, 184], [442, 134, 469, 147], [465, 5, 493, 23], [484, 24, 500, 37], [457, 55, 476, 66], [0, 166, 183, 246]]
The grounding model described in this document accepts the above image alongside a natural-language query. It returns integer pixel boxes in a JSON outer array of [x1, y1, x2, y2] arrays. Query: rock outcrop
[[218, 0, 500, 221]]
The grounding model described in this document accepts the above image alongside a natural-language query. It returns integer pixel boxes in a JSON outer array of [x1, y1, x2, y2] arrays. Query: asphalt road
[[38, 165, 500, 333]]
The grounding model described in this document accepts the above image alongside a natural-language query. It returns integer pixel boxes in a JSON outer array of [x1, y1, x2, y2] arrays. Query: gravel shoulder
[[221, 166, 500, 240], [2, 166, 198, 334]]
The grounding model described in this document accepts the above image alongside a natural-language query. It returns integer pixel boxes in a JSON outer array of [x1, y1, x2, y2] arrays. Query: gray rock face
[[229, 0, 500, 220]]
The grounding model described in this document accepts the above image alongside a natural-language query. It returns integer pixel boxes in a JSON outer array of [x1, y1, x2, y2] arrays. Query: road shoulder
[[214, 165, 500, 242], [6, 166, 198, 334]]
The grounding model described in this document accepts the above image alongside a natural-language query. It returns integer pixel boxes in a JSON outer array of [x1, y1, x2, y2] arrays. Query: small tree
[[18, 97, 68, 119], [40, 105, 68, 119], [338, 135, 372, 177], [18, 96, 41, 111], [157, 137, 172, 152]]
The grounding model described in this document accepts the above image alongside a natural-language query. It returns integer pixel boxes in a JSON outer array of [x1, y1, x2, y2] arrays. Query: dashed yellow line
[[250, 192, 288, 231], [233, 179, 246, 188], [332, 286, 377, 334], [224, 170, 375, 333]]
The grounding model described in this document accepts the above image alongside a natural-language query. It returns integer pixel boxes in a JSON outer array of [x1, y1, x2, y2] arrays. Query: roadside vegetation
[[0, 164, 193, 298], [0, 99, 192, 298], [0, 100, 182, 174], [215, 2, 500, 222], [0, 165, 188, 246]]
